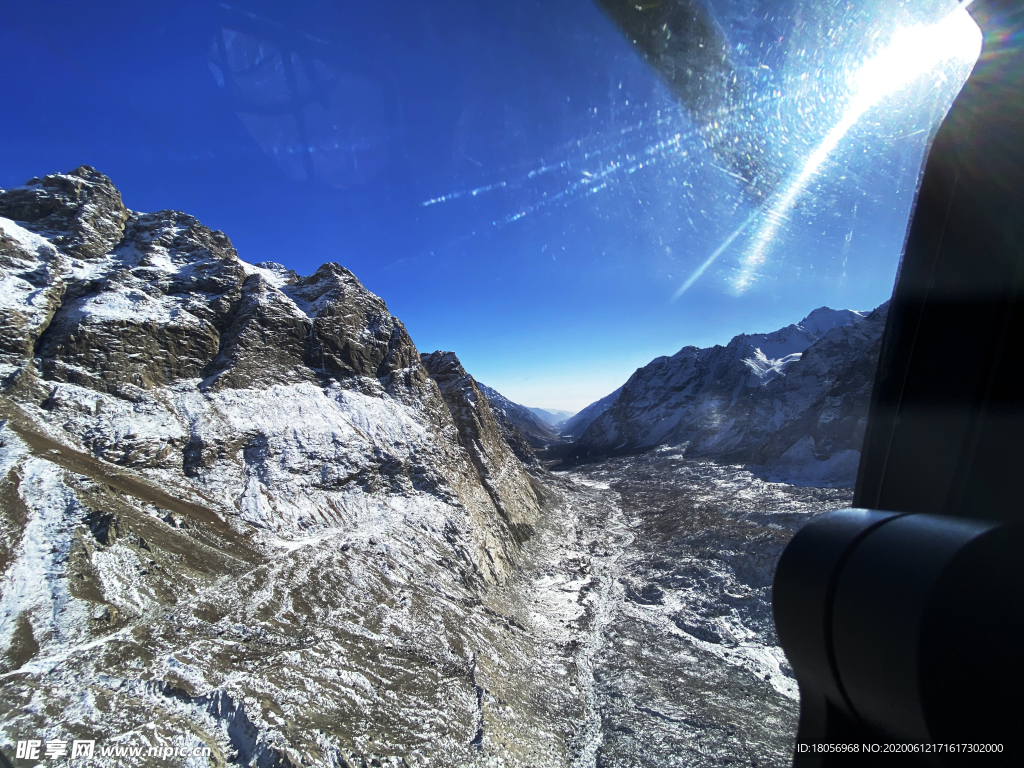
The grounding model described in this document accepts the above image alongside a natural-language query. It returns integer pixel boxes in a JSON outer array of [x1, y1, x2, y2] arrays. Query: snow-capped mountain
[[568, 304, 888, 485], [0, 167, 539, 577], [0, 167, 563, 765]]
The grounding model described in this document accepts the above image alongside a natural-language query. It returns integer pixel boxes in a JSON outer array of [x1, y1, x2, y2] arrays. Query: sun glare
[[675, 3, 982, 299], [853, 4, 982, 113]]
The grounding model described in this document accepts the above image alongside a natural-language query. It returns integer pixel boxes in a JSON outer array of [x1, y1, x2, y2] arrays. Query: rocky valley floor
[[509, 450, 852, 768], [0, 426, 851, 768], [540, 454, 851, 765]]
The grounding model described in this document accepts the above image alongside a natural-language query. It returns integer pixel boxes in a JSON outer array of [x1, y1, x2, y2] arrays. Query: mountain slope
[[0, 167, 572, 766], [526, 407, 575, 426], [559, 387, 623, 439], [476, 382, 564, 456], [569, 305, 887, 485]]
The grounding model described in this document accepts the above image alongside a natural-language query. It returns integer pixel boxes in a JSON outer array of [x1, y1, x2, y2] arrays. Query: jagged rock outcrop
[[2, 180, 425, 400], [0, 167, 562, 766], [421, 353, 540, 544], [476, 382, 564, 462], [0, 166, 129, 261], [569, 305, 888, 485]]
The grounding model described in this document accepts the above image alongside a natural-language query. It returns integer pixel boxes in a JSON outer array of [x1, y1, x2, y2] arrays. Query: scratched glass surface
[[1, 0, 981, 399], [206, 0, 975, 291]]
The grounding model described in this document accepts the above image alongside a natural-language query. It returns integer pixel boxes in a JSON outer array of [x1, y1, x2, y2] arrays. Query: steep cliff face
[[421, 353, 540, 546], [570, 305, 887, 485], [476, 382, 563, 461], [0, 167, 561, 766]]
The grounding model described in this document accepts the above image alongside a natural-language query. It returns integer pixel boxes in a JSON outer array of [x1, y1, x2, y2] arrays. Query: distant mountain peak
[[565, 303, 887, 486], [526, 406, 576, 426], [796, 306, 868, 337]]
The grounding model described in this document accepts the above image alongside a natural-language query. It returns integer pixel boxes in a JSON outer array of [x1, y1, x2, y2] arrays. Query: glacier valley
[[0, 167, 878, 767]]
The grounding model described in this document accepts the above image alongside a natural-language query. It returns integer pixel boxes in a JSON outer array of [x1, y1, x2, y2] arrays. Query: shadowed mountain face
[[476, 382, 565, 460], [567, 304, 888, 486]]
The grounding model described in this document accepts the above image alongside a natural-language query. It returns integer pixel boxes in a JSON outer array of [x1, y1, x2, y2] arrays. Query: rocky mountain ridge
[[0, 167, 541, 571], [0, 167, 568, 766], [568, 304, 888, 485]]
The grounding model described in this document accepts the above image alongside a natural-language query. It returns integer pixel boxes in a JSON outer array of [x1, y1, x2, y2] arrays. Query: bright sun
[[853, 3, 983, 113], [726, 3, 983, 295]]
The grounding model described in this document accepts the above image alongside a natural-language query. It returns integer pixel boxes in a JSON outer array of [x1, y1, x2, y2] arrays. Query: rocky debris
[[475, 382, 564, 461], [556, 449, 851, 766], [568, 304, 888, 485]]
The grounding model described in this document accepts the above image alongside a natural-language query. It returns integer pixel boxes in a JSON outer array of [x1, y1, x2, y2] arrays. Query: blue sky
[[1, 0, 974, 410]]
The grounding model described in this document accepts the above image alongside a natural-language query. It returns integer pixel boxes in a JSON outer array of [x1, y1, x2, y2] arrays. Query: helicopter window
[[0, 0, 985, 765], [0, 0, 978, 408]]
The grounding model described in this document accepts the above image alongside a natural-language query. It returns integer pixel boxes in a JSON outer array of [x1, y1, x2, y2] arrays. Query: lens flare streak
[[672, 208, 760, 300], [729, 3, 981, 294], [416, 88, 785, 229]]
